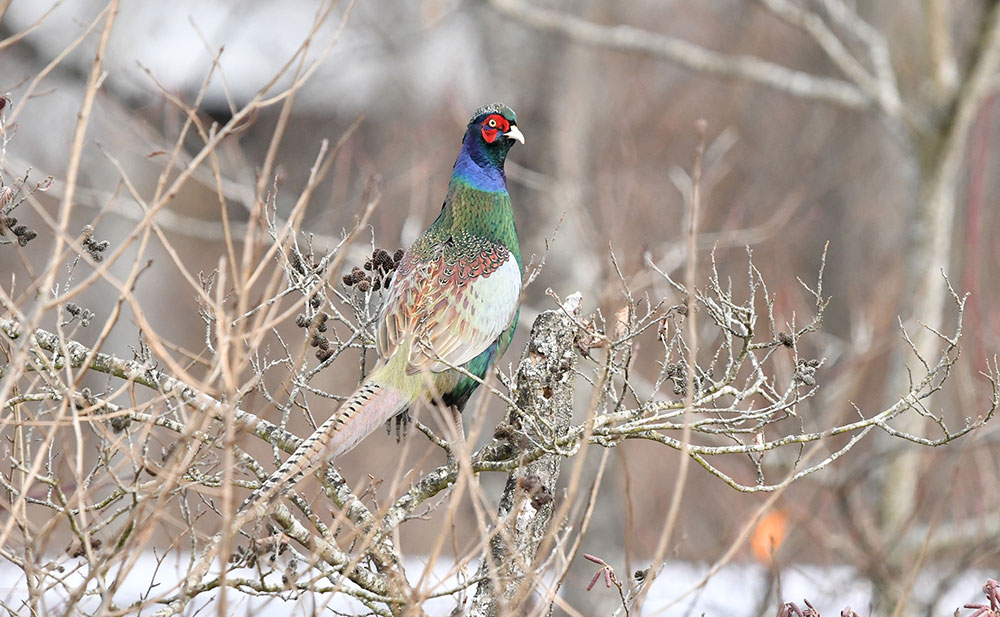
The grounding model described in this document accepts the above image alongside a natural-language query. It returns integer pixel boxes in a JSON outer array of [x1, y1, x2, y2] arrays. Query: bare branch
[[487, 0, 872, 109]]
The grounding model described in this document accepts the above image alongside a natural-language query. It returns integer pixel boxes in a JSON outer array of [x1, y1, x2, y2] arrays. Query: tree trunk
[[873, 8, 1000, 614]]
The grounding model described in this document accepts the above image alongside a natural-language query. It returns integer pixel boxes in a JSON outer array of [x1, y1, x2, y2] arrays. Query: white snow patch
[[0, 553, 990, 615]]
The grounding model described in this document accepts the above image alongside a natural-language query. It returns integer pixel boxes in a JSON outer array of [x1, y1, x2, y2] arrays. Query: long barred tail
[[240, 376, 411, 513]]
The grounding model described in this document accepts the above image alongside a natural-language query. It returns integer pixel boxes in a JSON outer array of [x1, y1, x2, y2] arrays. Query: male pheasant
[[245, 103, 524, 510]]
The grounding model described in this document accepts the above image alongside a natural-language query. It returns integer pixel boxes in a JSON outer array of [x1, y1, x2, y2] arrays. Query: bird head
[[465, 102, 523, 161], [452, 103, 523, 189]]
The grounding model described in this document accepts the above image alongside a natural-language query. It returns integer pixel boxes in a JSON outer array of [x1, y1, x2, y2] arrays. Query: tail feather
[[241, 375, 412, 512]]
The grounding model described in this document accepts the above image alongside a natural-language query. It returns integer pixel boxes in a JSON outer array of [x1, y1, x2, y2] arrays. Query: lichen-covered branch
[[469, 301, 579, 617]]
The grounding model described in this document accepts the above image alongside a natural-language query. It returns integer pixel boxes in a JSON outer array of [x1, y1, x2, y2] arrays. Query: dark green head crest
[[469, 102, 517, 126]]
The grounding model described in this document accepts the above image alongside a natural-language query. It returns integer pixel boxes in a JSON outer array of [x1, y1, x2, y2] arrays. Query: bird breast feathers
[[376, 245, 521, 374]]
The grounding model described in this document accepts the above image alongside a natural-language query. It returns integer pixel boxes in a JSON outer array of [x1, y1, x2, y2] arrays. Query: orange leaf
[[751, 509, 788, 562]]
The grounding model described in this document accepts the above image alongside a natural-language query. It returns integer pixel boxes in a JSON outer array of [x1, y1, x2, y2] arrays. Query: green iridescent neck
[[432, 180, 521, 267]]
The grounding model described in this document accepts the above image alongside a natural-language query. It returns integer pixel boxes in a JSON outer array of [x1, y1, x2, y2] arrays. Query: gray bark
[[468, 305, 579, 617]]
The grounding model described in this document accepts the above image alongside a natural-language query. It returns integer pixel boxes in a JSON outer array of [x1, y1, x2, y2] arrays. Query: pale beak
[[503, 125, 525, 144]]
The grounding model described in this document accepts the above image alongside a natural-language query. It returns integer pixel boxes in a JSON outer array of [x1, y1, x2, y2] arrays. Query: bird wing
[[377, 238, 521, 374]]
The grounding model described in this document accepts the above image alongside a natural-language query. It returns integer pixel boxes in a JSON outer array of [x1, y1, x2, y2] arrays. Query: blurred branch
[[876, 2, 1000, 562], [922, 0, 959, 101], [42, 0, 118, 299], [639, 178, 802, 289], [643, 119, 707, 606], [917, 1, 1000, 244], [753, 0, 902, 117], [0, 3, 57, 52], [816, 1, 899, 111], [902, 514, 1000, 557], [487, 0, 872, 109]]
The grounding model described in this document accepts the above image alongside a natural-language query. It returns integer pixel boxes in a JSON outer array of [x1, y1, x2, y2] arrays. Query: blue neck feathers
[[450, 132, 508, 193]]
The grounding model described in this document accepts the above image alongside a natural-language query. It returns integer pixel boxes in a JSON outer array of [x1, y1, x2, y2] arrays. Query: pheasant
[[244, 103, 524, 511]]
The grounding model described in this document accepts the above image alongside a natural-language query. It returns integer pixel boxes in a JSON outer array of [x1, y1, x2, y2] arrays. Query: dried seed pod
[[343, 266, 367, 286], [110, 414, 131, 432], [531, 490, 553, 510], [373, 248, 394, 271], [288, 251, 305, 274]]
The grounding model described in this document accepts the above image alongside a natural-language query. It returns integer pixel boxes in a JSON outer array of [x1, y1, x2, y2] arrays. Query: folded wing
[[377, 237, 521, 374]]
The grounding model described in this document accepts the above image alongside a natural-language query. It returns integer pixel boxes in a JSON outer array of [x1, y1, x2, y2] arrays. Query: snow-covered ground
[[0, 553, 990, 616]]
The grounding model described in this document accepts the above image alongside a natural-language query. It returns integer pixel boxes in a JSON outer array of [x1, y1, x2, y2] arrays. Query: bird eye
[[488, 118, 497, 128]]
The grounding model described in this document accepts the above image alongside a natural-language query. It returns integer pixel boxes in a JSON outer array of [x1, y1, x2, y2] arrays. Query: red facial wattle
[[481, 114, 510, 143]]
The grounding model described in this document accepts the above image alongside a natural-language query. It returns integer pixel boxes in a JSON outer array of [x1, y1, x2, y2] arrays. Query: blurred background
[[1, 1, 999, 615]]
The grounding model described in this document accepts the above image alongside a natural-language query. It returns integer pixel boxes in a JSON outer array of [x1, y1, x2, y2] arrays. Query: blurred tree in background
[[1, 1, 999, 616]]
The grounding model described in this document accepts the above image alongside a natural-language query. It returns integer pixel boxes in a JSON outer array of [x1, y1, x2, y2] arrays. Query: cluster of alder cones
[[342, 248, 404, 292]]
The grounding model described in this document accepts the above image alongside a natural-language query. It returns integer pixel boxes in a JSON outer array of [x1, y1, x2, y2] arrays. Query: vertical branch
[[923, 0, 958, 101], [538, 1, 603, 296], [469, 305, 579, 617], [36, 0, 119, 304], [0, 0, 120, 564], [637, 119, 706, 609]]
